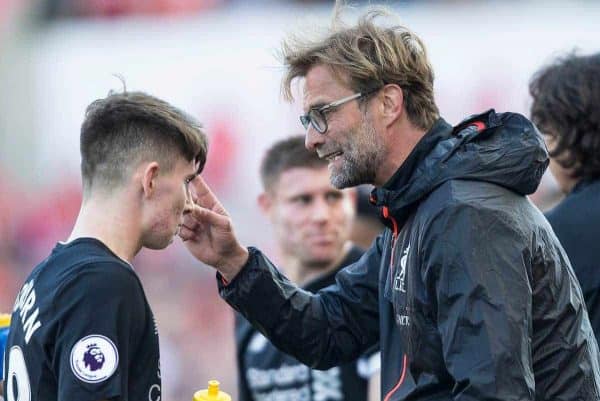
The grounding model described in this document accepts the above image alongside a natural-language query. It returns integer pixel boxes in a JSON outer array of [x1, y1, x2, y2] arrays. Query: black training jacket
[[545, 178, 600, 344], [219, 110, 600, 401]]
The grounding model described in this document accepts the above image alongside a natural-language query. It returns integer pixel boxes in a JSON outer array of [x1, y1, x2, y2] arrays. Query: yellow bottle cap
[[0, 313, 11, 328], [193, 380, 232, 401]]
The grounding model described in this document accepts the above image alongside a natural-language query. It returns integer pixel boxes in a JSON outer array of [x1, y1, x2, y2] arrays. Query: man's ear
[[257, 192, 273, 216], [141, 162, 160, 198], [379, 84, 404, 128]]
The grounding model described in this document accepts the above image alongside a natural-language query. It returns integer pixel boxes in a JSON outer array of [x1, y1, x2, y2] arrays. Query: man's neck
[[67, 194, 142, 263], [284, 242, 353, 286], [374, 120, 428, 187]]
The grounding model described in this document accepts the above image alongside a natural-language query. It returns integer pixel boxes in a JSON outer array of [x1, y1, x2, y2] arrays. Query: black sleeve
[[219, 235, 383, 370], [422, 203, 534, 401], [52, 262, 146, 401]]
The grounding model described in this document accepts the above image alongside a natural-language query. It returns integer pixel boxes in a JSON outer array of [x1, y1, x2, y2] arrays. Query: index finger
[[189, 176, 228, 215]]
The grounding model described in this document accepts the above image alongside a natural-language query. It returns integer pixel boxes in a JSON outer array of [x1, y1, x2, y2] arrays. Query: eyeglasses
[[300, 89, 379, 134]]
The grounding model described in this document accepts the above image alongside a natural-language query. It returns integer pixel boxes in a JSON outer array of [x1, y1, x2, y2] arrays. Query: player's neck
[[284, 242, 352, 286], [67, 194, 142, 263]]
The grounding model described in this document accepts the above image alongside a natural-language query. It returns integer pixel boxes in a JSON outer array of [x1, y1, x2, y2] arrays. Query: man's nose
[[305, 127, 325, 152], [311, 198, 330, 223]]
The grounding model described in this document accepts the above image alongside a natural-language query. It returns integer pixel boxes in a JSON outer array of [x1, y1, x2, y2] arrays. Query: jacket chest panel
[[383, 215, 417, 330]]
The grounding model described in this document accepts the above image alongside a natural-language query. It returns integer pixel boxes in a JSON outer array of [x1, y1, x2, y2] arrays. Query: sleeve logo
[[70, 335, 118, 383]]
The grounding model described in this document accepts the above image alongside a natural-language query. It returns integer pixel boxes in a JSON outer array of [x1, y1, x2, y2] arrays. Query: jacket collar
[[369, 110, 505, 232]]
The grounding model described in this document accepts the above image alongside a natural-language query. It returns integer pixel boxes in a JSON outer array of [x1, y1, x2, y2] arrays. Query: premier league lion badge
[[70, 335, 118, 383]]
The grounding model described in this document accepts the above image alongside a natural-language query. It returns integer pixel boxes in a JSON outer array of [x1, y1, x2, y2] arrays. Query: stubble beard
[[330, 116, 383, 189]]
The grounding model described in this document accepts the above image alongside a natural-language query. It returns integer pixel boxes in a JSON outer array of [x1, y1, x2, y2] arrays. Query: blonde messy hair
[[281, 2, 439, 131]]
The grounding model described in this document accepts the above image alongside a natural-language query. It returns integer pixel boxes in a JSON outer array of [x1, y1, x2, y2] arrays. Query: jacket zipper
[[382, 205, 409, 401], [382, 206, 399, 285]]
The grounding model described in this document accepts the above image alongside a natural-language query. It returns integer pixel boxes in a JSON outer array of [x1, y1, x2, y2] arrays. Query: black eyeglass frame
[[299, 87, 381, 134]]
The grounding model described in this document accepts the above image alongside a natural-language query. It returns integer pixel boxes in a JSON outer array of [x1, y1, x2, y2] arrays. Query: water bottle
[[0, 313, 11, 379], [193, 380, 232, 401]]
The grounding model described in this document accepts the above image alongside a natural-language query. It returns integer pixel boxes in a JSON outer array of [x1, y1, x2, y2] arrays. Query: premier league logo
[[70, 335, 118, 383], [83, 343, 105, 371]]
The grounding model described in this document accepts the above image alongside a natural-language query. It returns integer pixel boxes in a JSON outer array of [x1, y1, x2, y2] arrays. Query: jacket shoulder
[[413, 179, 531, 232]]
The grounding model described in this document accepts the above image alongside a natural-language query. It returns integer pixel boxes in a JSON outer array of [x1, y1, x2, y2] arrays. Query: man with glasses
[[180, 4, 600, 401]]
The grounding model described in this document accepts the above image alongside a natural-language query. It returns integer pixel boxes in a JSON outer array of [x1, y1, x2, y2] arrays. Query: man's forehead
[[302, 65, 351, 108], [178, 158, 200, 175]]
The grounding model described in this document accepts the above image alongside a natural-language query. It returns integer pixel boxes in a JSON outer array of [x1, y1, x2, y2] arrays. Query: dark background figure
[[350, 185, 385, 250], [530, 52, 600, 340]]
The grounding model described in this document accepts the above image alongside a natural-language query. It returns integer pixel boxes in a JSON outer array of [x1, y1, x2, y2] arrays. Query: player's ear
[[346, 187, 358, 205], [141, 162, 160, 198], [258, 192, 273, 216]]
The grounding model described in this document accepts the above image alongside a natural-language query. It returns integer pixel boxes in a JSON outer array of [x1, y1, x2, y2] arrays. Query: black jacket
[[546, 178, 600, 343], [219, 110, 600, 401], [235, 246, 378, 401]]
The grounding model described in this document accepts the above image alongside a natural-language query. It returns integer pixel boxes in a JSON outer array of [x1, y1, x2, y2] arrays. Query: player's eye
[[292, 195, 312, 205], [325, 192, 343, 202]]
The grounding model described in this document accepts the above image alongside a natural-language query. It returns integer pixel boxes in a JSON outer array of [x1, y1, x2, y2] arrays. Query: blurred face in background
[[544, 133, 578, 194], [259, 166, 356, 269]]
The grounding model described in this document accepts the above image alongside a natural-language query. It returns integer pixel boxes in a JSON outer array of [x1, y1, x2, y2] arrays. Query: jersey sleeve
[[51, 262, 146, 401]]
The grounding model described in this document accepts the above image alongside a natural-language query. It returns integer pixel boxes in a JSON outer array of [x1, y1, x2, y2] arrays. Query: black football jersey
[[3, 238, 161, 401], [235, 246, 380, 401]]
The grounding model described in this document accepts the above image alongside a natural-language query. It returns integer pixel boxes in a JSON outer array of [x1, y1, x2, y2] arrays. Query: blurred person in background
[[236, 136, 380, 401], [180, 2, 600, 400], [2, 91, 207, 401], [350, 185, 384, 250], [530, 52, 600, 340]]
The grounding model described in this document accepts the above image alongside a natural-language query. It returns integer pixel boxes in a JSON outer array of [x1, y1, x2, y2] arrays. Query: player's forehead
[[173, 157, 200, 175], [274, 167, 339, 197]]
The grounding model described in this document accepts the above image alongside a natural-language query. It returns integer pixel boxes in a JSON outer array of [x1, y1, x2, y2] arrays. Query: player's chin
[[306, 250, 338, 265], [144, 232, 177, 250]]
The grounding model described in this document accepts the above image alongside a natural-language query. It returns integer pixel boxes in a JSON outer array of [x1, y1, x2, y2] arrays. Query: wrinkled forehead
[[302, 65, 353, 110]]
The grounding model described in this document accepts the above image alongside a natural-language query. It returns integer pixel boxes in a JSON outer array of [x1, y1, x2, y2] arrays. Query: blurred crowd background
[[1, 0, 599, 399]]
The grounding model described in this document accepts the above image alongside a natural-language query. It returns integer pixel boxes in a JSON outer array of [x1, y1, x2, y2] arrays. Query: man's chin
[[330, 171, 364, 189], [329, 161, 372, 189], [329, 168, 352, 189]]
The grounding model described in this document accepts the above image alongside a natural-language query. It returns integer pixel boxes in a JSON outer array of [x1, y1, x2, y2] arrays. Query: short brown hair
[[281, 5, 439, 130], [80, 91, 208, 194], [529, 52, 600, 181], [260, 135, 327, 191]]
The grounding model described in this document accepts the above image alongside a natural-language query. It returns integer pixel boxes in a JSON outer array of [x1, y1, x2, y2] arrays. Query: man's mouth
[[320, 150, 343, 162]]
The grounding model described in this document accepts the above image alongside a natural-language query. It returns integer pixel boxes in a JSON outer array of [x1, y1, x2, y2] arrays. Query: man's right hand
[[179, 176, 249, 282]]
